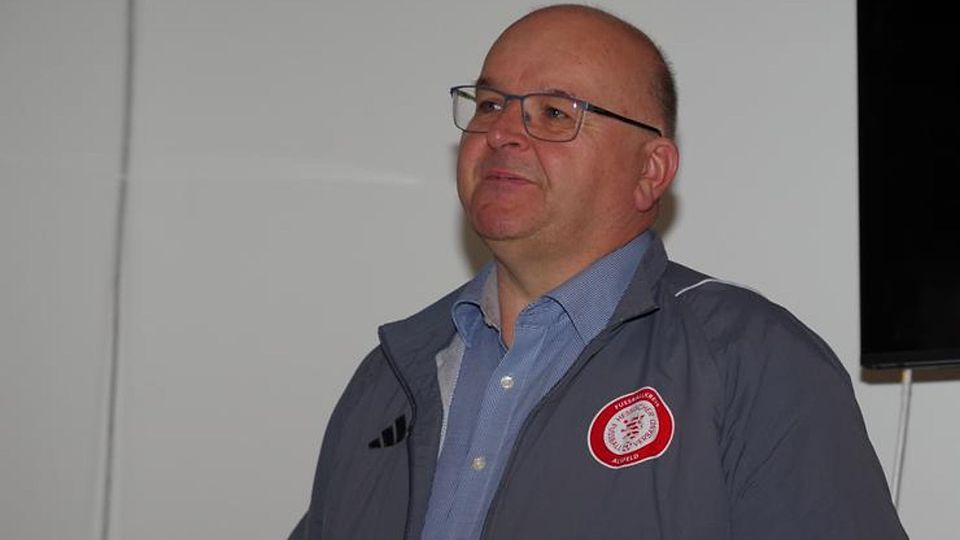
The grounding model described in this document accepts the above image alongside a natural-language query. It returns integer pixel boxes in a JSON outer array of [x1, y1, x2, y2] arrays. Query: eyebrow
[[543, 88, 576, 99], [474, 77, 578, 99]]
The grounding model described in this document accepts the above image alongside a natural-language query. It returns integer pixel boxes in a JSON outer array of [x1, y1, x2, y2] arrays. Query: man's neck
[[490, 230, 646, 347]]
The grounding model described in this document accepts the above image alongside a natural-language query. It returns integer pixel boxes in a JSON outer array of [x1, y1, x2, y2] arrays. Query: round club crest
[[587, 386, 675, 469]]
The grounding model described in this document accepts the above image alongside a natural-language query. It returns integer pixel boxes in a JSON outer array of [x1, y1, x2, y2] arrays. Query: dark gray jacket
[[291, 237, 908, 539]]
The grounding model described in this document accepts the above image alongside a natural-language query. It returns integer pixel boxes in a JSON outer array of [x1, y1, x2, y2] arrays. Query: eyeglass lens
[[453, 87, 584, 142]]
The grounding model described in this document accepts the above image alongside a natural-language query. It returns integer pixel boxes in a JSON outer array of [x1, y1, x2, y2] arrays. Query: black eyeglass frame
[[450, 84, 663, 141]]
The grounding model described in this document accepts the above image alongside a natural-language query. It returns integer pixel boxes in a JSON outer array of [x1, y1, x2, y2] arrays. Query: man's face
[[457, 13, 663, 262]]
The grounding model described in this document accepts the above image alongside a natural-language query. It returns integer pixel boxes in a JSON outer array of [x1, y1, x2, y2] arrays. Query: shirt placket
[[454, 301, 559, 532]]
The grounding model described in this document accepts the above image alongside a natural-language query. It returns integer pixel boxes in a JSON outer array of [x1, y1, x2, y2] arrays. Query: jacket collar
[[377, 286, 462, 540], [379, 230, 670, 384], [608, 229, 669, 327]]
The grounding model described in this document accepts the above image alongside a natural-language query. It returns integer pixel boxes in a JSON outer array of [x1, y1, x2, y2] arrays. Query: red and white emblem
[[588, 386, 675, 469]]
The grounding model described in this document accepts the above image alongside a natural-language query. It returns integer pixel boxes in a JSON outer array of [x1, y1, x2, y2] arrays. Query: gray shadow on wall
[[461, 217, 491, 275], [652, 189, 678, 240], [450, 143, 491, 274]]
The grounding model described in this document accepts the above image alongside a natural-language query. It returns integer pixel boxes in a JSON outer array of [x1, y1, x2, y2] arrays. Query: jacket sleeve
[[290, 346, 385, 539], [714, 300, 908, 539]]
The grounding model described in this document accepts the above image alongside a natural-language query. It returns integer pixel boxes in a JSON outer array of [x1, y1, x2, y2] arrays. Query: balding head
[[492, 4, 677, 138]]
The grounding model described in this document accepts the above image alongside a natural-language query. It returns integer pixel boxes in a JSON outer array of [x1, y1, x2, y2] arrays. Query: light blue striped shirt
[[421, 232, 652, 540]]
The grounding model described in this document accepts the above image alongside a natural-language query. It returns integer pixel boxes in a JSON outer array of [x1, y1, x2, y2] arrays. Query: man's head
[[456, 4, 679, 269]]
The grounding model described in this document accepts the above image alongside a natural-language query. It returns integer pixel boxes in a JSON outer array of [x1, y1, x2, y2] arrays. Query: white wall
[[0, 1, 125, 539], [2, 1, 957, 539]]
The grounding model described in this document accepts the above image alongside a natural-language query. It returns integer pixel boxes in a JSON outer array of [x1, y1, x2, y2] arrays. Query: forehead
[[478, 12, 649, 106]]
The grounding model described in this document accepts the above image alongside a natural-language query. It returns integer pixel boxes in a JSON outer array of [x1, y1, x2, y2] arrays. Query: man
[[290, 4, 907, 539]]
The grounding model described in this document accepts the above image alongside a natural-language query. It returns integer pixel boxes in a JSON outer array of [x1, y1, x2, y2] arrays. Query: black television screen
[[858, 0, 960, 369]]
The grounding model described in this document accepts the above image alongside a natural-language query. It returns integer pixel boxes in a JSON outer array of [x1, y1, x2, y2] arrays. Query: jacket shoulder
[[655, 267, 904, 539], [659, 262, 842, 371]]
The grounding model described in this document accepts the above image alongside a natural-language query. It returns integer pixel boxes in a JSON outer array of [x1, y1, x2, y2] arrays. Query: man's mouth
[[483, 169, 533, 184]]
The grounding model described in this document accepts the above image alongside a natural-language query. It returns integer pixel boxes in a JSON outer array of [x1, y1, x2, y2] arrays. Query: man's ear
[[634, 138, 680, 212]]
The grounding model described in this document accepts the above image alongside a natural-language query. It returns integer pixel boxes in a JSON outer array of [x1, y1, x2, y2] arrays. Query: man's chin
[[471, 217, 532, 244]]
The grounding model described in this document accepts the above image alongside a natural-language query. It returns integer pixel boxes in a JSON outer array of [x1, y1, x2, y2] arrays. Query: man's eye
[[477, 100, 503, 114], [544, 106, 569, 119]]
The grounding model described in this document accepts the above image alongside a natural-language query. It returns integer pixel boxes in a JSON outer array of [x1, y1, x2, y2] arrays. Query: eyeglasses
[[450, 85, 662, 142]]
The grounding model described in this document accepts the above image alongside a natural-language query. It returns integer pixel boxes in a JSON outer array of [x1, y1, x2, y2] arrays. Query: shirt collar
[[545, 231, 652, 344], [451, 231, 652, 347], [452, 263, 499, 348]]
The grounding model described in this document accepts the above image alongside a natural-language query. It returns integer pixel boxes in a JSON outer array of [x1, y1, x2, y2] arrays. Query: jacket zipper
[[478, 310, 655, 539], [377, 338, 420, 540], [478, 331, 610, 539]]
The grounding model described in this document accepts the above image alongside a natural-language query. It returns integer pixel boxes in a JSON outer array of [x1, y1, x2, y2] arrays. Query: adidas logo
[[368, 415, 408, 449]]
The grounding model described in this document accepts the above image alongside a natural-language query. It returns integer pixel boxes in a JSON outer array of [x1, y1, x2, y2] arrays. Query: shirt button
[[499, 375, 514, 389], [471, 456, 487, 471]]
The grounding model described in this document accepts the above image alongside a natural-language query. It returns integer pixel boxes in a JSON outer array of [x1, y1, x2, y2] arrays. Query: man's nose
[[485, 99, 530, 149]]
